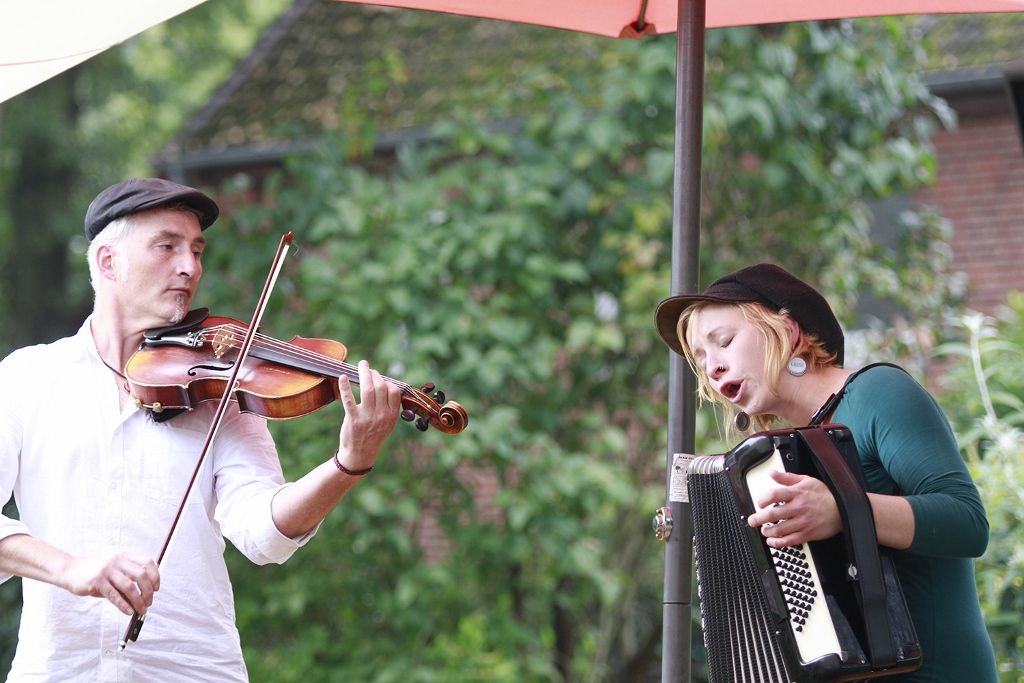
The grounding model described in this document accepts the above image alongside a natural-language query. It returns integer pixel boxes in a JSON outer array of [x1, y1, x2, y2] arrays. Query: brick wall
[[915, 108, 1024, 314]]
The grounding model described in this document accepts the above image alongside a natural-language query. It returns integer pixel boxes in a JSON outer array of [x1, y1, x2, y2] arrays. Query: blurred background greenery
[[1, 2, 1022, 681]]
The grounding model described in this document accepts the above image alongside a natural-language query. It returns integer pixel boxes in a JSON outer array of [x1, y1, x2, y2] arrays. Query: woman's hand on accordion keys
[[748, 469, 843, 548]]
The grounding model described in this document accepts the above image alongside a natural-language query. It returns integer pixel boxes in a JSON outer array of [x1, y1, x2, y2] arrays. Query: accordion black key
[[687, 425, 921, 683]]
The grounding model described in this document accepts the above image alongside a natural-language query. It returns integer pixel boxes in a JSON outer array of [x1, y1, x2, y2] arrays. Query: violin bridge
[[212, 327, 236, 359]]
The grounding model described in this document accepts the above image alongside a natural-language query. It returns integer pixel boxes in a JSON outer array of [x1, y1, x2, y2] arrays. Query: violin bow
[[119, 232, 294, 650]]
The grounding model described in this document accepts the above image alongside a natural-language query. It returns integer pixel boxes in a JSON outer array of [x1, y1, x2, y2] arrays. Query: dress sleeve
[[841, 366, 989, 558], [208, 408, 319, 565], [0, 350, 32, 583]]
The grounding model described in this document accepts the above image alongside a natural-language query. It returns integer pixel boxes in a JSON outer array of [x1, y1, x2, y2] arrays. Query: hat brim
[[142, 189, 218, 230], [655, 293, 758, 358]]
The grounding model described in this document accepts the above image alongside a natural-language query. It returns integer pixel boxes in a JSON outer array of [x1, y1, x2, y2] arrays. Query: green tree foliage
[[702, 20, 961, 371], [936, 302, 1024, 682], [180, 19, 960, 682]]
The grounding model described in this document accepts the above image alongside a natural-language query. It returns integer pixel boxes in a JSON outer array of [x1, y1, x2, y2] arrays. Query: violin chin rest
[[143, 308, 211, 341]]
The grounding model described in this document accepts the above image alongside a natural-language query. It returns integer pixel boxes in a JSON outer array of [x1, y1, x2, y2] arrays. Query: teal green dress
[[832, 365, 997, 682]]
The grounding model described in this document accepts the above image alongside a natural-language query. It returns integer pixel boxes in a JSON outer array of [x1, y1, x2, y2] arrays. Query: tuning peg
[[433, 390, 445, 404], [401, 409, 416, 422], [415, 417, 430, 432], [421, 382, 435, 393]]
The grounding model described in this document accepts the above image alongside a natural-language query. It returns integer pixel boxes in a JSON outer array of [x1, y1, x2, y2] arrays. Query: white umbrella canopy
[[0, 0, 209, 103]]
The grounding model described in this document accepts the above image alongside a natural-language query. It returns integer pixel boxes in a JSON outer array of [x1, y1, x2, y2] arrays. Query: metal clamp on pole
[[653, 506, 674, 541]]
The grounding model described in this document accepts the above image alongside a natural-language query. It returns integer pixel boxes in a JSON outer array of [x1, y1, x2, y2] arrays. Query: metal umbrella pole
[[657, 0, 705, 680]]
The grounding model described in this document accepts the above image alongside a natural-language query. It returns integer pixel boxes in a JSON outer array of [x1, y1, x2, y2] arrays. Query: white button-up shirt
[[0, 319, 316, 682]]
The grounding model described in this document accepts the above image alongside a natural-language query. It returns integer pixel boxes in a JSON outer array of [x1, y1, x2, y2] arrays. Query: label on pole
[[669, 453, 696, 503]]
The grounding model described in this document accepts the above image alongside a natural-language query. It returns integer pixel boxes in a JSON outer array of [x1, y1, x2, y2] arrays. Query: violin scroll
[[400, 382, 468, 435]]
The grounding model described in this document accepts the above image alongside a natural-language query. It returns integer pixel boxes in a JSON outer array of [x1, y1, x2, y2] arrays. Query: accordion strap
[[797, 426, 897, 668], [809, 362, 908, 428]]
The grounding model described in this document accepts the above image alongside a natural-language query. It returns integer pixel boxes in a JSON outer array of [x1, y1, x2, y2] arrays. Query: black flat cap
[[654, 263, 844, 366], [84, 178, 219, 241]]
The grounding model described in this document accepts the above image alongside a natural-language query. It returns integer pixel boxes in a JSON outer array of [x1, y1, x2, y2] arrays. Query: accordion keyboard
[[745, 447, 843, 664]]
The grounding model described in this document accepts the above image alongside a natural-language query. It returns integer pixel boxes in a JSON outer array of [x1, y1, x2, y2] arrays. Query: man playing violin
[[0, 178, 402, 682]]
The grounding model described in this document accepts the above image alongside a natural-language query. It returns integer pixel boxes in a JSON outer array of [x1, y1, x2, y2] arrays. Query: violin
[[124, 307, 468, 435]]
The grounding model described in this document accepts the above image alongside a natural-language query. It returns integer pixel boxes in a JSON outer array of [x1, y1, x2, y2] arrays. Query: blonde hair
[[676, 301, 837, 441]]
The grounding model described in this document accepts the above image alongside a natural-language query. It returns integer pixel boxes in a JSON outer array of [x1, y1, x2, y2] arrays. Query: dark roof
[[914, 13, 1024, 115], [917, 12, 1024, 71], [157, 0, 609, 166]]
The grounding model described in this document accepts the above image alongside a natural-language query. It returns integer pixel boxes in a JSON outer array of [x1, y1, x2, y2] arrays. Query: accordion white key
[[687, 425, 921, 683]]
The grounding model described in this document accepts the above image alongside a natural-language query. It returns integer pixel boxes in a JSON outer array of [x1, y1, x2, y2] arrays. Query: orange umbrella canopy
[[336, 0, 1024, 36], [2, 0, 1019, 101]]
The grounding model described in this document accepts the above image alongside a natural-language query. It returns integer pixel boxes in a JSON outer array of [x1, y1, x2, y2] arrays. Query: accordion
[[687, 425, 921, 683]]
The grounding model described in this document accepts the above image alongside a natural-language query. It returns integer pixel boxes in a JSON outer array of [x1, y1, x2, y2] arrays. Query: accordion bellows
[[687, 425, 921, 683]]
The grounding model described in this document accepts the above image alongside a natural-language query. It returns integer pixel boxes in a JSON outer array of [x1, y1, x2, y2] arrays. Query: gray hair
[[87, 214, 137, 291]]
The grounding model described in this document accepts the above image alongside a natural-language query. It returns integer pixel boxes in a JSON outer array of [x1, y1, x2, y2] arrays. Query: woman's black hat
[[654, 263, 844, 365]]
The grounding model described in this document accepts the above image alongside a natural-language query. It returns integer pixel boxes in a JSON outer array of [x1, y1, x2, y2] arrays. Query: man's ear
[[95, 245, 118, 282], [783, 314, 802, 349]]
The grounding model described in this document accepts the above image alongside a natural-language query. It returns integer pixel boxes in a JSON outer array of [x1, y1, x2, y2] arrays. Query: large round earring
[[734, 412, 750, 431], [787, 357, 807, 377]]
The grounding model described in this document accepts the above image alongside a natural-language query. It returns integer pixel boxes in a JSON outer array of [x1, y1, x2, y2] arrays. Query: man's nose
[[177, 252, 199, 278]]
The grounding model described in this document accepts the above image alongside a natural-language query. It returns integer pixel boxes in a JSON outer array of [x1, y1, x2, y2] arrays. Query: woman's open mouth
[[721, 381, 742, 401]]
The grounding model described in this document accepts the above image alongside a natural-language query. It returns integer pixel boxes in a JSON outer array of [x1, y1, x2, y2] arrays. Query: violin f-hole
[[187, 360, 235, 376]]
